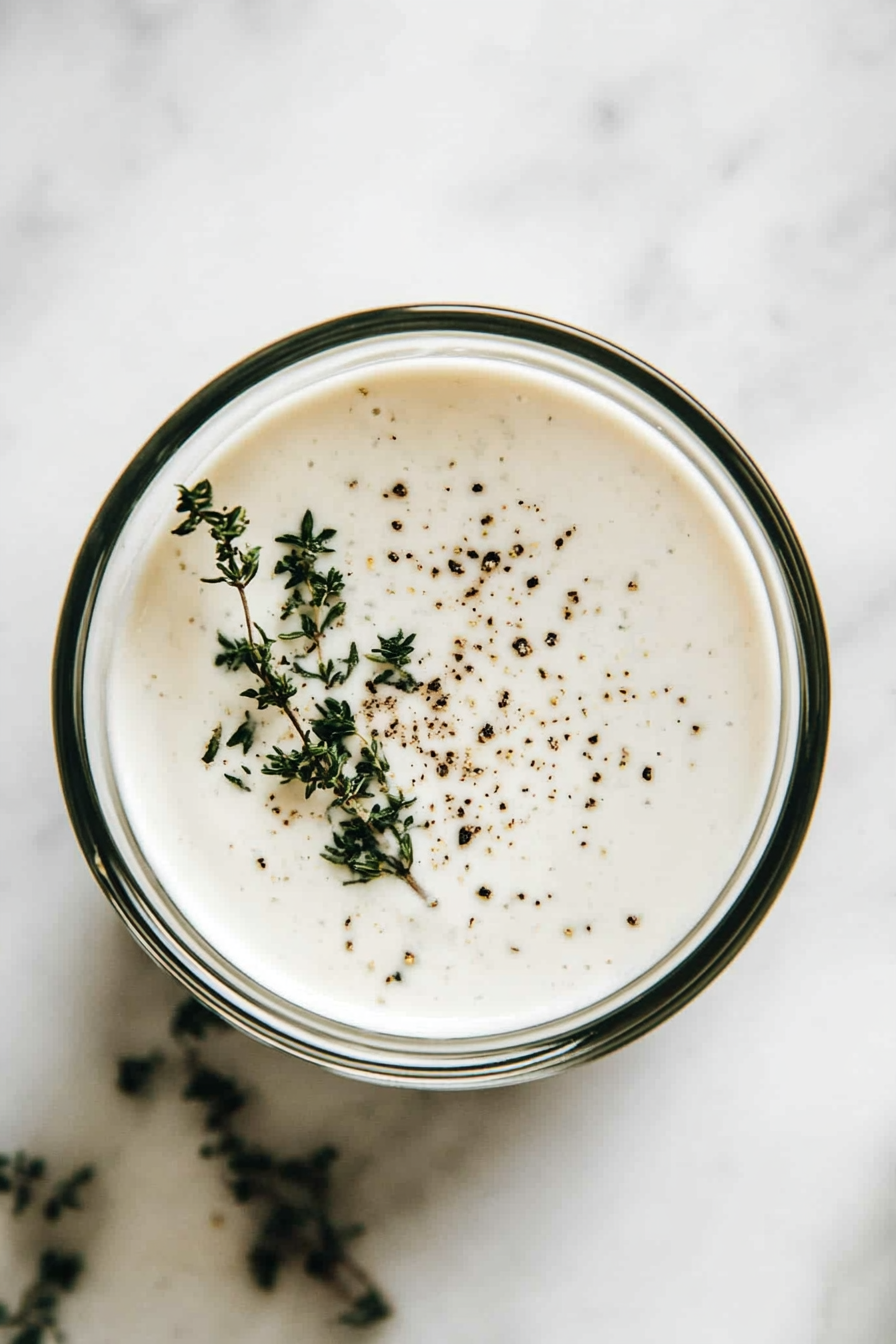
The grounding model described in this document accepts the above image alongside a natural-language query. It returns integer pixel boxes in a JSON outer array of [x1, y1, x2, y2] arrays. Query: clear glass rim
[[53, 304, 830, 1089]]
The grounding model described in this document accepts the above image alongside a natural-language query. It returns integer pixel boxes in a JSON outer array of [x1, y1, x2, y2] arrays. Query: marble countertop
[[2, 1, 895, 1339]]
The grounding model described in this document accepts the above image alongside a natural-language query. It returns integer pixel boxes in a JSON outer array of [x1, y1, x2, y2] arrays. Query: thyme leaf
[[42, 1167, 94, 1223], [226, 712, 256, 755], [202, 724, 222, 764]]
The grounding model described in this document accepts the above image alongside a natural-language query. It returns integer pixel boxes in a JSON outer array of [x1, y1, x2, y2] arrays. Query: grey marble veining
[[2, 0, 896, 1339]]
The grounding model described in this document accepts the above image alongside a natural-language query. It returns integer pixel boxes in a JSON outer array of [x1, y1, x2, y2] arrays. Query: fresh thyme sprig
[[263, 704, 419, 890], [366, 630, 421, 693], [174, 483, 308, 746], [174, 482, 426, 898], [275, 510, 358, 690], [1, 1154, 93, 1342], [118, 998, 390, 1329]]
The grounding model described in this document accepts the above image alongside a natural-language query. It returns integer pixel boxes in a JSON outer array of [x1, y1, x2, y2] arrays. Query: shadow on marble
[[77, 877, 646, 1237]]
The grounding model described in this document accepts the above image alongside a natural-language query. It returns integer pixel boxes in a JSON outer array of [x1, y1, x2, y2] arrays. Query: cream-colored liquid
[[107, 358, 781, 1038]]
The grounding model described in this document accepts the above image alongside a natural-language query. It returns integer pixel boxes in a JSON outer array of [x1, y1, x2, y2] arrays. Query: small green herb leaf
[[116, 1053, 165, 1096], [226, 712, 256, 755], [182, 1067, 247, 1131], [248, 1243, 282, 1290], [339, 1289, 392, 1327], [42, 1167, 94, 1223], [38, 1249, 84, 1293], [202, 724, 222, 764]]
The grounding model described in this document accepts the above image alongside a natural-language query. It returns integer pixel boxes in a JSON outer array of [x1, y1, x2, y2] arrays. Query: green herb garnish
[[366, 630, 421, 692], [274, 510, 357, 689], [175, 482, 426, 899], [202, 723, 222, 764], [226, 711, 256, 755]]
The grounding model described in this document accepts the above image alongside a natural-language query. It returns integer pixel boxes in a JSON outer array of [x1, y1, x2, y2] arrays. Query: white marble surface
[[2, 0, 895, 1339]]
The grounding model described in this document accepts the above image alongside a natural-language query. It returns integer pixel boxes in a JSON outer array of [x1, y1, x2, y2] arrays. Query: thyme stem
[[234, 578, 308, 748]]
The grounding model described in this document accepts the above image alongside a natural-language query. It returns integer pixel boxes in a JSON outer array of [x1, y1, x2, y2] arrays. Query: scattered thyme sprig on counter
[[174, 481, 426, 899], [0, 1153, 93, 1343], [118, 998, 390, 1329]]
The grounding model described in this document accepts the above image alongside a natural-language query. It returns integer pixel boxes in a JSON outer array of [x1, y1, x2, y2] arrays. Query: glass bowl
[[53, 305, 829, 1088]]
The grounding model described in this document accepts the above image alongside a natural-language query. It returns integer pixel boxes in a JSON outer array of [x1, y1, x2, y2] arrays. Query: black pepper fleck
[[512, 637, 532, 657]]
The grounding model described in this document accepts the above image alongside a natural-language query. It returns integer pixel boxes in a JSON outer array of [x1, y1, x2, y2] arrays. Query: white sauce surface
[[107, 359, 781, 1038]]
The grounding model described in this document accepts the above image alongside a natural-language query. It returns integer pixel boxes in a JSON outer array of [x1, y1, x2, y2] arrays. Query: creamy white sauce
[[107, 358, 781, 1038]]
